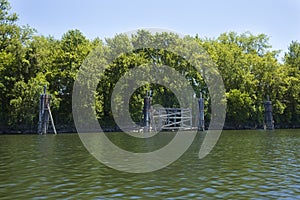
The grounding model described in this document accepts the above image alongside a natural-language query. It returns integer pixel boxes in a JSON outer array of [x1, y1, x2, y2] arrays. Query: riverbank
[[0, 124, 300, 134]]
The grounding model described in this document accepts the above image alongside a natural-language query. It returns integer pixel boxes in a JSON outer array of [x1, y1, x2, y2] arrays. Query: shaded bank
[[1, 123, 300, 134]]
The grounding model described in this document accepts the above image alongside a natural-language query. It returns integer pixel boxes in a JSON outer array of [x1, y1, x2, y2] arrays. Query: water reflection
[[0, 130, 299, 199]]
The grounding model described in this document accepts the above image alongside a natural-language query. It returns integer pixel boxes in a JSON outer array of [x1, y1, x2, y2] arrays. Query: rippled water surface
[[0, 130, 299, 199]]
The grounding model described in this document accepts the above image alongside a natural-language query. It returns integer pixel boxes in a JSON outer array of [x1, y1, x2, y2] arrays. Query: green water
[[0, 130, 299, 199]]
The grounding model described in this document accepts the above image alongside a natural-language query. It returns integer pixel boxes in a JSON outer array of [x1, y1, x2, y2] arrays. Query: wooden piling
[[198, 92, 205, 131], [264, 95, 274, 130], [38, 86, 57, 134], [143, 91, 151, 132]]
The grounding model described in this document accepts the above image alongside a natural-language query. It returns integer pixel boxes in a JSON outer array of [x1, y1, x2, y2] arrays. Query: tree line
[[0, 0, 299, 132]]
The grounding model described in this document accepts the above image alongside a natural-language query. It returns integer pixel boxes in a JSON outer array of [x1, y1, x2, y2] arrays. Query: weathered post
[[38, 85, 57, 134], [198, 92, 205, 131], [264, 95, 274, 130], [38, 89, 44, 134], [143, 91, 151, 132]]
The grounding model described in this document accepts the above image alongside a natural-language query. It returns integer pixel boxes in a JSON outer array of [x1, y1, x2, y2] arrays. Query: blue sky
[[9, 0, 300, 57]]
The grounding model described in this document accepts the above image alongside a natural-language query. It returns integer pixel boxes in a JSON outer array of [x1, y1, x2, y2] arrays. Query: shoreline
[[0, 124, 299, 134]]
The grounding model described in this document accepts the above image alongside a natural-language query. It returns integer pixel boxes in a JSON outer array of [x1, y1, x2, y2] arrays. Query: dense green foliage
[[0, 0, 299, 131]]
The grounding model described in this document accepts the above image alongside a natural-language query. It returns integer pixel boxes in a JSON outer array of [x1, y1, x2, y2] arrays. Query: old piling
[[143, 91, 151, 132], [38, 85, 57, 134], [198, 92, 205, 131], [264, 95, 274, 130]]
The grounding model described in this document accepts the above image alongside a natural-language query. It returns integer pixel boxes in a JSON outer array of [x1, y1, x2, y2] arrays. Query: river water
[[0, 130, 299, 199]]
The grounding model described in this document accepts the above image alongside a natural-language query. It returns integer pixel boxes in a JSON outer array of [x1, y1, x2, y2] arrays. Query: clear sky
[[9, 0, 300, 57]]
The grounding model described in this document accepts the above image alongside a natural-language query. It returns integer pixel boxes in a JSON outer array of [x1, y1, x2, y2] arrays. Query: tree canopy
[[0, 0, 299, 132]]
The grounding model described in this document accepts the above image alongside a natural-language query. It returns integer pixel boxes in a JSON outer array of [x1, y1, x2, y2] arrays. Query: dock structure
[[151, 108, 193, 131], [37, 86, 57, 134], [264, 95, 274, 130], [198, 92, 205, 131], [143, 91, 194, 132]]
